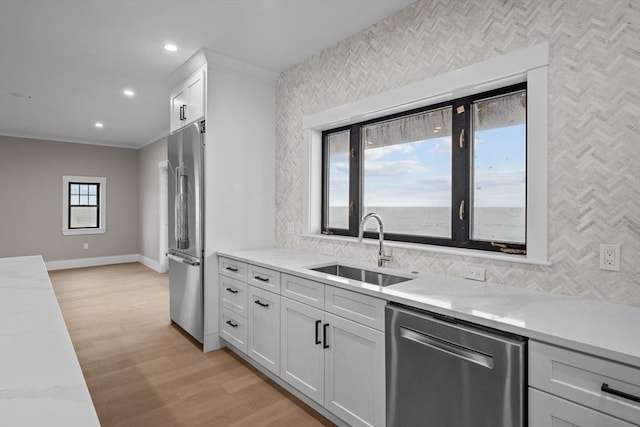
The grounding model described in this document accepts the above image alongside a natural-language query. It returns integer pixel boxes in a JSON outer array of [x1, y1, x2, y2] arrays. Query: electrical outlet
[[83, 242, 89, 250], [599, 244, 620, 271], [464, 265, 485, 281]]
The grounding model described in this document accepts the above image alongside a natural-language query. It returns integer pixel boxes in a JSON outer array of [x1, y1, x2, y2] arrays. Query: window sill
[[300, 233, 550, 266], [62, 228, 106, 236]]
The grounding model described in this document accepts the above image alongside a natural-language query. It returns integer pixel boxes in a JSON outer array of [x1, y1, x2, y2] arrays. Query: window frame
[[303, 43, 548, 265], [68, 182, 101, 230], [321, 83, 527, 254], [62, 175, 107, 236]]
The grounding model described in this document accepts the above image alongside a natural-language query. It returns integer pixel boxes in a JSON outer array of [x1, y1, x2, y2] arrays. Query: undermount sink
[[310, 263, 413, 287]]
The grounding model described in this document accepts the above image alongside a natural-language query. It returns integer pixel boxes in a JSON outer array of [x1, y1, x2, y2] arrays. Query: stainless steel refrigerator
[[167, 121, 204, 343]]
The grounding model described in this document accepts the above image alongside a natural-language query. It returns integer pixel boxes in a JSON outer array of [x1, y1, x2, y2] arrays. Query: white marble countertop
[[218, 247, 640, 367], [0, 256, 100, 427]]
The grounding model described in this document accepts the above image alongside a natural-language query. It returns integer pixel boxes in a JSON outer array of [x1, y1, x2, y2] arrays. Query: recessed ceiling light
[[123, 89, 135, 97], [95, 122, 104, 128], [164, 43, 177, 52]]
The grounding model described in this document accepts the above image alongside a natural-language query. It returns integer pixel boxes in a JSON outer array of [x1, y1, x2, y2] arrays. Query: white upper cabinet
[[170, 67, 206, 133]]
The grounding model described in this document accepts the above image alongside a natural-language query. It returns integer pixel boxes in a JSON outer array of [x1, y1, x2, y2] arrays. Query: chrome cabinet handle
[[601, 383, 640, 403]]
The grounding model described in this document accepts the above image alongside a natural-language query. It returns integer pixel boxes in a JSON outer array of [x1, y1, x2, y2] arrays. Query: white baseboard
[[137, 254, 167, 273], [45, 254, 155, 271]]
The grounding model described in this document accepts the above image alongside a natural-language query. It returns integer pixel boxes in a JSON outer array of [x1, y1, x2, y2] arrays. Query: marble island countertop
[[218, 247, 640, 367], [0, 256, 100, 427]]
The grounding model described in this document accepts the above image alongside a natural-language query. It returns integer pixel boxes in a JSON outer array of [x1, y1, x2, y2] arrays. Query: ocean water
[[328, 206, 525, 243]]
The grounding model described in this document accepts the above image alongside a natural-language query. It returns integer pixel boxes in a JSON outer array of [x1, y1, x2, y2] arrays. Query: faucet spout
[[358, 213, 391, 267]]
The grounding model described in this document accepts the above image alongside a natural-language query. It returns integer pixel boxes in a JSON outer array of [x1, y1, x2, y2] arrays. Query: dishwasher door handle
[[400, 326, 494, 369]]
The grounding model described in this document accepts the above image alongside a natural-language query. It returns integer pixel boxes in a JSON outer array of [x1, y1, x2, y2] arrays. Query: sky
[[328, 124, 526, 208]]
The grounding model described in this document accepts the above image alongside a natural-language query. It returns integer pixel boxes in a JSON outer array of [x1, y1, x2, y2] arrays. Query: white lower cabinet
[[324, 312, 385, 427], [280, 297, 325, 404], [529, 388, 636, 427], [247, 285, 280, 376], [280, 295, 385, 427]]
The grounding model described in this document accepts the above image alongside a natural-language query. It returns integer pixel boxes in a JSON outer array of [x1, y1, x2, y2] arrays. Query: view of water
[[328, 206, 525, 243]]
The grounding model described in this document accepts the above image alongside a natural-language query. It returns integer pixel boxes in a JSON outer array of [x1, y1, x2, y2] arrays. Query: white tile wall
[[274, 0, 640, 307]]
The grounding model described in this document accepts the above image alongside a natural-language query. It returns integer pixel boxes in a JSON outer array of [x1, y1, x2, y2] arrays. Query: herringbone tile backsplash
[[275, 0, 640, 307]]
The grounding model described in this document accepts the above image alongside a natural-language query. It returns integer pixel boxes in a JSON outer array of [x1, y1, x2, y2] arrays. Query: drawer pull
[[315, 320, 322, 345], [225, 287, 239, 294], [226, 266, 239, 272], [601, 383, 640, 403], [226, 320, 238, 328], [254, 300, 269, 308], [323, 323, 330, 349], [254, 275, 270, 282]]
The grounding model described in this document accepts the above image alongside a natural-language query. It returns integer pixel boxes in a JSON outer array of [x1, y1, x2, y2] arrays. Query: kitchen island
[[0, 256, 100, 427]]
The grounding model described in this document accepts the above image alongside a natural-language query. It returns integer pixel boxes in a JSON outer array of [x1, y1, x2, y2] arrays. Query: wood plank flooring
[[49, 263, 335, 427]]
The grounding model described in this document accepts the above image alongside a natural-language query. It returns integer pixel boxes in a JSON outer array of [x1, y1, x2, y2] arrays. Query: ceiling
[[0, 0, 415, 149]]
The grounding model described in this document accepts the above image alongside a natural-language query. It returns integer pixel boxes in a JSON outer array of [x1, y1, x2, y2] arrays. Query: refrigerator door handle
[[167, 253, 200, 267]]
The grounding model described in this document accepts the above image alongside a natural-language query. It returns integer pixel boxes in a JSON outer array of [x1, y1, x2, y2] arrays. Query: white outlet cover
[[464, 265, 486, 282], [599, 244, 621, 271]]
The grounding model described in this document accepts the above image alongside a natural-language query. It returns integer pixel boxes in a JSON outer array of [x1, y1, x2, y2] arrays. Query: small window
[[322, 83, 527, 254], [62, 176, 106, 235], [68, 182, 100, 229]]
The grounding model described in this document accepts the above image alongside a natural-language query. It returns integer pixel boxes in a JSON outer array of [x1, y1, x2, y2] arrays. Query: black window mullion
[[451, 100, 469, 244], [348, 124, 361, 236]]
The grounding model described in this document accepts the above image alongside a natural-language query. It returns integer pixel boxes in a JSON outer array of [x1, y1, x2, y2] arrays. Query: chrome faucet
[[358, 212, 391, 267]]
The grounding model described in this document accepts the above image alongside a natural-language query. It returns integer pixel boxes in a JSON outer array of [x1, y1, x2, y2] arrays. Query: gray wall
[[138, 137, 167, 262], [275, 0, 640, 306], [0, 136, 139, 261]]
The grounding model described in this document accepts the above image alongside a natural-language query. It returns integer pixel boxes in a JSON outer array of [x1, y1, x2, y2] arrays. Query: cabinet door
[[170, 87, 186, 133], [248, 286, 280, 376], [280, 297, 324, 404], [529, 388, 635, 427], [184, 69, 205, 125], [324, 313, 385, 427]]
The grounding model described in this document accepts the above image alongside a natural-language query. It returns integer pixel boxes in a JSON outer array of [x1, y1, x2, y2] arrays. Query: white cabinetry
[[280, 297, 326, 403], [248, 285, 280, 376], [280, 274, 385, 427], [170, 67, 205, 133], [529, 340, 640, 427], [218, 257, 248, 353]]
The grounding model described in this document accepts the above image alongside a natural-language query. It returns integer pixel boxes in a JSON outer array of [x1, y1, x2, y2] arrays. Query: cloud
[[429, 137, 452, 154], [474, 169, 525, 188], [364, 159, 428, 176], [364, 142, 417, 160]]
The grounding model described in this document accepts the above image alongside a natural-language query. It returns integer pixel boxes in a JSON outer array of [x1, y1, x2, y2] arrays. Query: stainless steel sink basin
[[310, 263, 412, 287]]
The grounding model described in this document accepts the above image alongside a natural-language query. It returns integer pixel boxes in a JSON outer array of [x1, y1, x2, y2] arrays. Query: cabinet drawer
[[325, 286, 385, 331], [219, 257, 247, 282], [248, 265, 281, 293], [220, 275, 248, 317], [529, 340, 640, 425], [529, 388, 635, 427], [221, 308, 247, 353], [281, 274, 324, 310]]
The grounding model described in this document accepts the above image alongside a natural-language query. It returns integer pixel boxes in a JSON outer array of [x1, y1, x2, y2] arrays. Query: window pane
[[362, 107, 452, 238], [88, 185, 97, 195], [80, 195, 89, 205], [88, 195, 97, 205], [471, 90, 526, 244], [80, 184, 89, 195], [70, 195, 80, 205], [326, 130, 350, 229], [70, 184, 80, 195], [70, 206, 98, 228]]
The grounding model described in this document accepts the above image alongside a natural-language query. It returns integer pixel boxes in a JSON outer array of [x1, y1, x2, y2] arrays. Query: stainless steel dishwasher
[[386, 303, 526, 427]]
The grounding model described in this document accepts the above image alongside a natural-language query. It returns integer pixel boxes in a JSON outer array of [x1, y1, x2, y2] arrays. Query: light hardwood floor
[[49, 263, 335, 427]]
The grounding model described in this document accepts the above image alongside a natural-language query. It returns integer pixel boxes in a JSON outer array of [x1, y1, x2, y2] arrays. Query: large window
[[322, 83, 527, 254], [62, 175, 107, 235]]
